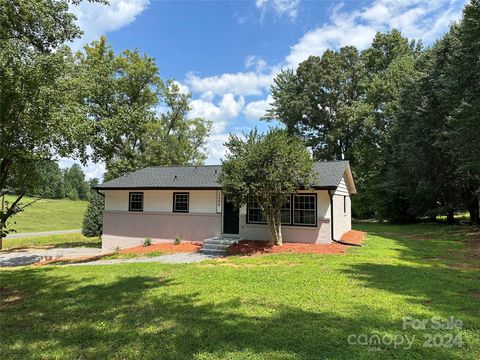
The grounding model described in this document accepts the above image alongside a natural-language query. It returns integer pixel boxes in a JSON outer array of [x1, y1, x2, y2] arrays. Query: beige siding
[[102, 212, 221, 251], [104, 190, 217, 213], [332, 177, 352, 239], [102, 189, 219, 251], [238, 190, 332, 244]]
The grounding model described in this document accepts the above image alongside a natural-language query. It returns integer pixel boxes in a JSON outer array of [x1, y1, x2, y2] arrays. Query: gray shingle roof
[[95, 161, 351, 190]]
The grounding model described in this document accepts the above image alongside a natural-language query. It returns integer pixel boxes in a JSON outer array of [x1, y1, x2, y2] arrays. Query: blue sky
[[65, 0, 467, 179]]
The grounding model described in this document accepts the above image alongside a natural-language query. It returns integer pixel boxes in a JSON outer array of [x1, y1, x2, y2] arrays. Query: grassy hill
[[3, 195, 88, 233]]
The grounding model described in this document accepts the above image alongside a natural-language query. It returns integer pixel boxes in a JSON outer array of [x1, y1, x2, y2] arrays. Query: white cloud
[[244, 55, 268, 72], [185, 71, 273, 97], [58, 158, 106, 181], [190, 94, 245, 134], [285, 0, 465, 67], [243, 95, 273, 120], [256, 0, 300, 21], [205, 133, 231, 164], [70, 0, 150, 50]]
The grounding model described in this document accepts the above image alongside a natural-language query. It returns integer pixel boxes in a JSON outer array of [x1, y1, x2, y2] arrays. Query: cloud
[[204, 133, 231, 164], [285, 0, 465, 67], [244, 55, 268, 72], [256, 0, 300, 21], [185, 71, 273, 97], [190, 94, 245, 134], [70, 0, 150, 50], [243, 95, 273, 120]]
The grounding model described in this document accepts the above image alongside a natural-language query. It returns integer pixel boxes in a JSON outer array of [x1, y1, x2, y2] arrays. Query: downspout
[[328, 189, 361, 247]]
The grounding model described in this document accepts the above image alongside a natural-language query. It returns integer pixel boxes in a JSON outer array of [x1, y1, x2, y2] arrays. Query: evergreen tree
[[82, 191, 104, 237]]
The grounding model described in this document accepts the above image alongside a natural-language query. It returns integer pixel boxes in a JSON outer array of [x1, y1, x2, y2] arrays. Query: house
[[95, 161, 356, 252]]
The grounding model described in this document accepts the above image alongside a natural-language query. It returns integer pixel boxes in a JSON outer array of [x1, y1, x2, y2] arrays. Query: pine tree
[[82, 192, 104, 237]]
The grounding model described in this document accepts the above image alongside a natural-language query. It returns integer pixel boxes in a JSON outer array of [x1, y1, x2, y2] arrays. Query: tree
[[82, 191, 104, 237], [266, 46, 365, 162], [76, 38, 211, 180], [63, 163, 89, 200], [265, 30, 419, 220], [29, 160, 65, 199], [441, 0, 480, 223], [0, 0, 103, 243], [219, 129, 315, 245]]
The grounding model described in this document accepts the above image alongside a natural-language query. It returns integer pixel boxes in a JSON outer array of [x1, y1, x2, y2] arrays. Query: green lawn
[[1, 233, 101, 251], [3, 195, 88, 233], [1, 223, 479, 359]]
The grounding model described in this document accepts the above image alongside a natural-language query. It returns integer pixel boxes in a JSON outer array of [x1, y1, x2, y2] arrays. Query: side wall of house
[[238, 190, 332, 244], [102, 190, 221, 251], [332, 177, 352, 239]]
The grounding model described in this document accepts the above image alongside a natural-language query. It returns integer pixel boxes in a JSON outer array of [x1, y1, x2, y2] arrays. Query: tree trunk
[[275, 211, 283, 246], [446, 210, 455, 224], [267, 210, 283, 246], [468, 194, 480, 225]]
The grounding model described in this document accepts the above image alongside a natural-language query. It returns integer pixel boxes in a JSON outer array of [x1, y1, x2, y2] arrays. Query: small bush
[[114, 246, 121, 253], [174, 237, 182, 245], [143, 237, 152, 247]]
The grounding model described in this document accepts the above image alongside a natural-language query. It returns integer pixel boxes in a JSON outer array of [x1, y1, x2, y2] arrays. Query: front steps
[[200, 235, 242, 256]]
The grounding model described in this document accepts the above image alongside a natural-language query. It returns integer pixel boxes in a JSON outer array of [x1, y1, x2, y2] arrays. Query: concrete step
[[200, 235, 243, 255], [203, 239, 238, 245], [199, 248, 227, 256], [201, 243, 231, 251]]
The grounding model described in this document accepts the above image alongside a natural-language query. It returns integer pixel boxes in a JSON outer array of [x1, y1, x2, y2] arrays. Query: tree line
[[28, 161, 98, 201], [0, 0, 211, 237], [265, 0, 480, 224]]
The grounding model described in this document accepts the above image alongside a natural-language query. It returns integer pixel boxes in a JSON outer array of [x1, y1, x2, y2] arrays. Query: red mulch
[[227, 230, 366, 256], [120, 242, 202, 255]]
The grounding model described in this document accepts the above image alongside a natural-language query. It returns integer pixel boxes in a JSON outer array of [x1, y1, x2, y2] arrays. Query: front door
[[223, 197, 239, 234]]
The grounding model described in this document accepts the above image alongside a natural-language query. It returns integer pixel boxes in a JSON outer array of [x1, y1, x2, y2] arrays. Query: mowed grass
[[1, 223, 479, 359], [1, 233, 101, 251], [3, 195, 88, 233]]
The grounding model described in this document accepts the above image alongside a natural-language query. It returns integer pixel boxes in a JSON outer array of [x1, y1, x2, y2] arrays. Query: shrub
[[82, 192, 104, 237], [143, 237, 152, 247], [174, 237, 182, 245]]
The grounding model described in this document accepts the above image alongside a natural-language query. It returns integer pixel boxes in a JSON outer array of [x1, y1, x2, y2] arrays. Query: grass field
[[3, 195, 88, 233], [1, 233, 101, 251], [1, 223, 479, 359]]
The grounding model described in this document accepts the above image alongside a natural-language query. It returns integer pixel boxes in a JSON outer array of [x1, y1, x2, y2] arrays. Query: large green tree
[[266, 46, 365, 162], [266, 30, 420, 220], [0, 0, 103, 241], [219, 129, 315, 245], [76, 37, 211, 180]]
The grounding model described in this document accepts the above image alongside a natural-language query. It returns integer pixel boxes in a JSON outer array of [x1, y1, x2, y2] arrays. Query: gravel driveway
[[0, 247, 101, 267], [72, 252, 220, 266]]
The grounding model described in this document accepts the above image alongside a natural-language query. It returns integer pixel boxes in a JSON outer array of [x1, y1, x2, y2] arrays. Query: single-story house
[[95, 160, 356, 251]]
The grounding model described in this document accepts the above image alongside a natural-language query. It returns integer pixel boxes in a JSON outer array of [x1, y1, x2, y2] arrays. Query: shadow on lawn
[[343, 226, 480, 327], [1, 268, 469, 359]]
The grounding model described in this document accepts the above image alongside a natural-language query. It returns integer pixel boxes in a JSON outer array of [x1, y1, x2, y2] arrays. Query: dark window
[[246, 194, 315, 227], [129, 192, 143, 211], [247, 197, 266, 223], [343, 196, 347, 214], [173, 192, 189, 212], [280, 196, 291, 224], [293, 194, 316, 226]]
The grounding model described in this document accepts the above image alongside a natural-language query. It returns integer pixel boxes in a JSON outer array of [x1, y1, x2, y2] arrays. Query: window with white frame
[[173, 192, 189, 212], [293, 194, 316, 226], [129, 192, 144, 211]]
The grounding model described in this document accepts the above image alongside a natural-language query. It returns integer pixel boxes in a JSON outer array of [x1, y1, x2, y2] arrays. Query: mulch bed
[[119, 242, 202, 255], [227, 230, 366, 256]]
